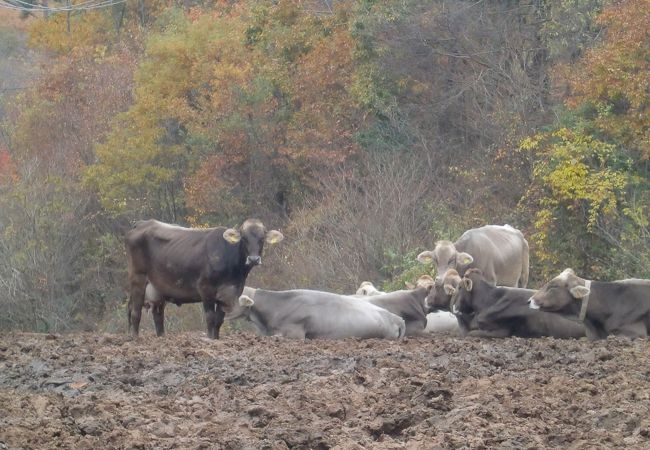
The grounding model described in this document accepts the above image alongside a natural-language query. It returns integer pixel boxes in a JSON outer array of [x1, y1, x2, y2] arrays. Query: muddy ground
[[1, 331, 649, 449]]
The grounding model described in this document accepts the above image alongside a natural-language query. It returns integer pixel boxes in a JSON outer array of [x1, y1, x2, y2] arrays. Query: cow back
[[456, 225, 528, 287]]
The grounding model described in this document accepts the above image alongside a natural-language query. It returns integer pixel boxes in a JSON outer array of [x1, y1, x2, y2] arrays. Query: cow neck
[[413, 287, 428, 314], [578, 280, 591, 322]]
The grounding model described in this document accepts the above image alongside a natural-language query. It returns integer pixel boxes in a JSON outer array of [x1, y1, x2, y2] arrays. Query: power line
[[0, 0, 128, 13]]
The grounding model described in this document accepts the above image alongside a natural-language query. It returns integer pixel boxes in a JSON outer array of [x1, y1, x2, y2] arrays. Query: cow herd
[[125, 220, 650, 341]]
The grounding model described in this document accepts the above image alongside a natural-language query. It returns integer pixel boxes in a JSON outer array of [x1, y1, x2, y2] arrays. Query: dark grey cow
[[235, 287, 405, 340], [125, 219, 283, 339], [417, 224, 529, 287], [455, 269, 585, 339], [357, 286, 430, 336], [529, 268, 650, 339], [424, 269, 476, 336]]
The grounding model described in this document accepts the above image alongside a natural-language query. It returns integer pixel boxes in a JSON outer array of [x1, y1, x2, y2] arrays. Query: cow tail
[[520, 237, 530, 289]]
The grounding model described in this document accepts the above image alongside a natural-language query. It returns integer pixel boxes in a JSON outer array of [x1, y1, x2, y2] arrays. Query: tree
[[521, 0, 650, 281]]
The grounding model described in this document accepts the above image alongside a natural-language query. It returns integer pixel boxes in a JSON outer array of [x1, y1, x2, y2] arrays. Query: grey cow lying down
[[234, 287, 406, 340], [353, 278, 459, 335]]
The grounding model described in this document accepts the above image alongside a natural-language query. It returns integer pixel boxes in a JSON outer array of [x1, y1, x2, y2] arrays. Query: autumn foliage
[[0, 0, 648, 331]]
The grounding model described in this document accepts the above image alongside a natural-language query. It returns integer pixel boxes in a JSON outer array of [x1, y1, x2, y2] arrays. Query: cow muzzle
[[246, 255, 262, 266]]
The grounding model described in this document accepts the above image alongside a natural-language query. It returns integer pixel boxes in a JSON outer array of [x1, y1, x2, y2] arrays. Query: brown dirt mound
[[1, 332, 649, 449]]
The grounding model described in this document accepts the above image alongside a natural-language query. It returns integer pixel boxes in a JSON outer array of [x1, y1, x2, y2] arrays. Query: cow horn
[[265, 230, 284, 245], [223, 228, 241, 244]]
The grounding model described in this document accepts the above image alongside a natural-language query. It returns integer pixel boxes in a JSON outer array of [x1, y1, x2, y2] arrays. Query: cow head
[[424, 269, 461, 313], [416, 275, 435, 289], [405, 275, 435, 290], [356, 281, 383, 296], [528, 268, 589, 313], [223, 218, 284, 266], [452, 269, 483, 315], [417, 240, 474, 284]]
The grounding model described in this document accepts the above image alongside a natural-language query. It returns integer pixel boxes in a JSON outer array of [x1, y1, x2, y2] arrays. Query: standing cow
[[417, 224, 529, 287], [125, 219, 283, 339]]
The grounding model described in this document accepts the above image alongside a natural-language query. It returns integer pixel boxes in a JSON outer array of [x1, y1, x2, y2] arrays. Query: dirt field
[[1, 331, 649, 449]]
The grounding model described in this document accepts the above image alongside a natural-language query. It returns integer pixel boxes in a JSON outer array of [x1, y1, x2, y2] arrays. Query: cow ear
[[223, 228, 241, 244], [569, 285, 590, 299], [265, 230, 284, 245], [457, 252, 474, 266], [417, 251, 435, 264], [239, 295, 255, 307], [405, 282, 415, 290], [444, 284, 456, 296], [463, 278, 473, 292]]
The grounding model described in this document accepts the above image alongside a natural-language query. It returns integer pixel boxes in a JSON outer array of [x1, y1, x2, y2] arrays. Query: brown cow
[[125, 219, 283, 338], [529, 268, 650, 339]]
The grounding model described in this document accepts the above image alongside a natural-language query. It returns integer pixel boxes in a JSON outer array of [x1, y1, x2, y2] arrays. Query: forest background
[[0, 0, 648, 333]]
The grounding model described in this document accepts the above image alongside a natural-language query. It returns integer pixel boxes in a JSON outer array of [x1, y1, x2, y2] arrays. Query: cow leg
[[610, 321, 647, 339], [281, 324, 307, 340], [455, 315, 472, 337], [152, 301, 166, 337], [584, 320, 607, 340], [128, 273, 147, 337], [467, 328, 511, 338], [203, 301, 226, 339]]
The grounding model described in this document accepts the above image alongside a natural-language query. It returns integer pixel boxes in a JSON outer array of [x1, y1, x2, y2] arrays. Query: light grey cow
[[417, 224, 529, 288], [234, 287, 406, 340]]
